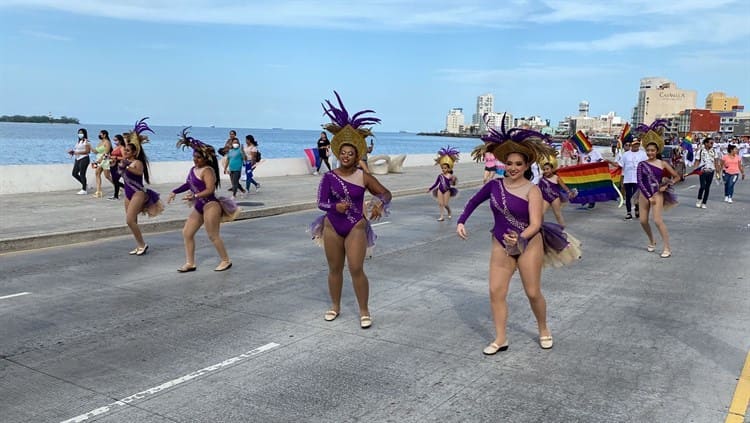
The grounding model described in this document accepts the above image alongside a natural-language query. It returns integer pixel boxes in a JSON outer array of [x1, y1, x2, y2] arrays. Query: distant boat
[[209, 125, 215, 128], [399, 130, 409, 133], [271, 127, 283, 130]]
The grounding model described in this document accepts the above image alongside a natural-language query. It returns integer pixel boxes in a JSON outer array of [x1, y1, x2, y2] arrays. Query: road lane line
[[726, 350, 750, 423], [682, 184, 696, 191], [371, 221, 391, 227], [60, 342, 280, 423], [0, 292, 31, 300]]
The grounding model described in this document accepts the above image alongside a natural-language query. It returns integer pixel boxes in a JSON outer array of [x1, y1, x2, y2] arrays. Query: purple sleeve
[[317, 173, 335, 212], [457, 182, 493, 225], [636, 162, 654, 199], [427, 175, 440, 191], [172, 175, 191, 194]]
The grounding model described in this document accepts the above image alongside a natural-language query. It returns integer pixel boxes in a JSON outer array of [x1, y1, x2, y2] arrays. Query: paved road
[[1, 179, 749, 422]]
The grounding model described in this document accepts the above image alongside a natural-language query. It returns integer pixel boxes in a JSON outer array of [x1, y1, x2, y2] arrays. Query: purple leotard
[[637, 161, 678, 209], [121, 160, 162, 217], [310, 170, 376, 247], [429, 173, 458, 198], [538, 177, 561, 204], [458, 180, 579, 263], [172, 166, 239, 218]]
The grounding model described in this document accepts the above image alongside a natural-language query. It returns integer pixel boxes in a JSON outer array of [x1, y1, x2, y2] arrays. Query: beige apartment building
[[632, 77, 697, 126], [705, 92, 740, 111]]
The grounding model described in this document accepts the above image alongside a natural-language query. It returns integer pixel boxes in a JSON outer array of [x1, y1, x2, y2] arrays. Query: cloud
[[534, 12, 750, 52], [436, 63, 627, 84], [21, 29, 71, 41], [533, 0, 741, 23]]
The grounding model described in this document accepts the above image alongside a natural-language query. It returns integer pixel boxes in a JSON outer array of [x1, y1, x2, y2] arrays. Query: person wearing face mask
[[223, 137, 248, 198], [68, 128, 91, 194]]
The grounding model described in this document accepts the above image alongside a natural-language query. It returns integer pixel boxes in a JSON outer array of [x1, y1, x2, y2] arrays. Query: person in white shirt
[[616, 139, 648, 219], [68, 128, 91, 194]]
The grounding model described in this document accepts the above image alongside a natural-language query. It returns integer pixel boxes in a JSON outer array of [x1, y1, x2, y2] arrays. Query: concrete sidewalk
[[0, 162, 485, 254]]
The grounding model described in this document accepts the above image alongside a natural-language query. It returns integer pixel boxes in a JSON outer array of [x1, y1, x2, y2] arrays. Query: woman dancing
[[427, 146, 459, 221], [310, 92, 391, 329], [457, 117, 581, 355], [538, 156, 576, 228], [120, 118, 164, 255], [168, 129, 239, 272], [635, 122, 679, 258]]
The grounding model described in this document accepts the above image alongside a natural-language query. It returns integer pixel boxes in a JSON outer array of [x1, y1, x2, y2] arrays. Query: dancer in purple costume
[[635, 121, 679, 259], [427, 146, 460, 221], [309, 92, 391, 329], [120, 118, 164, 256], [538, 159, 576, 228], [457, 115, 581, 355], [168, 129, 238, 273]]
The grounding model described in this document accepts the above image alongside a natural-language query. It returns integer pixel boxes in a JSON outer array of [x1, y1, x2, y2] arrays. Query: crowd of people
[[63, 107, 746, 355]]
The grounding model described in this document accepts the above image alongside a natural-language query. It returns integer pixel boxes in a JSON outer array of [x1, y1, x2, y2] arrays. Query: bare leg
[[488, 237, 517, 345], [181, 210, 204, 266], [638, 195, 655, 246], [104, 169, 113, 184], [202, 202, 229, 263], [443, 191, 452, 218], [550, 198, 565, 227], [95, 167, 103, 193], [516, 234, 549, 338], [323, 218, 345, 314], [124, 192, 147, 248], [650, 193, 671, 253], [344, 219, 370, 317]]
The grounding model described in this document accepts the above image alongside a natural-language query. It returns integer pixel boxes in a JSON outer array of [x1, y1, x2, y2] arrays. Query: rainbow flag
[[304, 148, 320, 169], [619, 122, 633, 145], [557, 162, 623, 205], [571, 130, 593, 154]]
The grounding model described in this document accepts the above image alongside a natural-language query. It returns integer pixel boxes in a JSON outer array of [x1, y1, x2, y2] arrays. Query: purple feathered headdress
[[126, 117, 154, 156], [436, 145, 460, 168], [322, 91, 380, 157], [634, 119, 668, 136], [176, 127, 217, 162], [472, 113, 554, 163]]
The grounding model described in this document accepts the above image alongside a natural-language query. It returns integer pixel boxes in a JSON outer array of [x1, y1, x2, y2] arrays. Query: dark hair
[[727, 144, 737, 154], [127, 143, 152, 184], [114, 134, 124, 145], [702, 137, 713, 145], [245, 134, 257, 146], [78, 128, 88, 139], [100, 129, 109, 140]]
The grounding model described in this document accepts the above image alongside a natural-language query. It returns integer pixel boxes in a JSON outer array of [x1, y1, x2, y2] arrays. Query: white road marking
[[60, 342, 280, 423], [682, 184, 697, 191], [0, 292, 31, 300], [371, 221, 391, 227]]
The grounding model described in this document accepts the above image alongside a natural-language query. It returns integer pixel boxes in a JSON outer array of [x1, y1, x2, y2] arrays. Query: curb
[[0, 180, 484, 254]]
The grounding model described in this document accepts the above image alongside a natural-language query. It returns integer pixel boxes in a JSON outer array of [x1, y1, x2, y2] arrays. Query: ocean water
[[0, 122, 481, 165]]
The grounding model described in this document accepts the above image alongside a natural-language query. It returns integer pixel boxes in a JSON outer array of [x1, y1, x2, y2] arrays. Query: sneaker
[[724, 196, 729, 202], [727, 197, 733, 203], [696, 200, 702, 208], [587, 203, 595, 209], [312, 171, 319, 176], [76, 189, 87, 195], [255, 185, 261, 192], [107, 196, 119, 200], [700, 204, 707, 209], [624, 213, 633, 220]]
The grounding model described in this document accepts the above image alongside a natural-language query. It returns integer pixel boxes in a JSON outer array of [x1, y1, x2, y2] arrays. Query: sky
[[1, 0, 749, 132]]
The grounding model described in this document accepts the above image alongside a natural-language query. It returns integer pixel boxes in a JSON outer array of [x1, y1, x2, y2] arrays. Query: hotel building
[[444, 108, 465, 134], [631, 77, 697, 126]]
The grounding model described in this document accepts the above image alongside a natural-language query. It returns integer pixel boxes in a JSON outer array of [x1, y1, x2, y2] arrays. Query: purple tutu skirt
[[432, 187, 459, 198], [540, 222, 582, 268]]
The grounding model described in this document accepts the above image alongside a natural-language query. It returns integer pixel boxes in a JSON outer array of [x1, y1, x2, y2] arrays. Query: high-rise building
[[485, 112, 513, 132], [578, 101, 590, 117], [632, 77, 697, 126], [472, 93, 494, 127], [705, 92, 740, 111], [445, 108, 465, 134]]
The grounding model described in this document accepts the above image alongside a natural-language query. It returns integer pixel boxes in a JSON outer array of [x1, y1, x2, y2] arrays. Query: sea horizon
[[0, 122, 480, 166]]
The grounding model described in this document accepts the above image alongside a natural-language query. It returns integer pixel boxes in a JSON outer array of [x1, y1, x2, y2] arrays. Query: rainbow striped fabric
[[571, 130, 593, 154], [619, 122, 632, 145], [557, 162, 622, 204]]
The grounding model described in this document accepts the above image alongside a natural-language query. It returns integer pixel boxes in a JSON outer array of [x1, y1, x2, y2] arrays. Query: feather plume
[[322, 90, 381, 132], [176, 127, 216, 161]]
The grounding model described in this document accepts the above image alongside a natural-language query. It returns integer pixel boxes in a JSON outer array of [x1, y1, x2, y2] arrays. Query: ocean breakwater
[[0, 154, 437, 195]]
